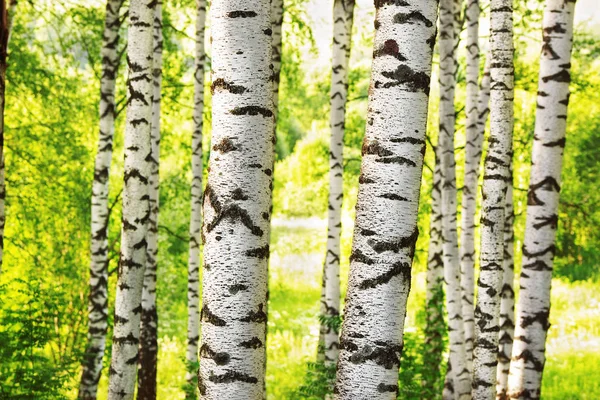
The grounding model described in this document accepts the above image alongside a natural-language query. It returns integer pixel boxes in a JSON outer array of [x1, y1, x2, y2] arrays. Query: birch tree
[[78, 1, 125, 398], [459, 0, 480, 373], [198, 0, 274, 397], [334, 0, 438, 397], [107, 0, 154, 398], [271, 0, 283, 118], [185, 0, 206, 397], [496, 171, 514, 399], [472, 0, 514, 396], [508, 1, 576, 398], [137, 2, 162, 399], [438, 0, 471, 396], [320, 0, 355, 366]]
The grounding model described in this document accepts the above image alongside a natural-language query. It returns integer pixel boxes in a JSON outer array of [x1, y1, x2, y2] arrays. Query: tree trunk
[[508, 1, 576, 398], [438, 0, 470, 397], [198, 0, 274, 398], [423, 147, 446, 397], [334, 1, 438, 398], [78, 1, 125, 398], [472, 0, 514, 396], [271, 0, 283, 119], [185, 0, 206, 398], [137, 2, 162, 399], [496, 171, 514, 400], [319, 0, 355, 367], [107, 0, 154, 398], [459, 0, 479, 374]]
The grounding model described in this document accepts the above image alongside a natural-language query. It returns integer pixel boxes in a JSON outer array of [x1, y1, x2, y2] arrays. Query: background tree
[[107, 0, 154, 397], [198, 0, 274, 397], [334, 0, 438, 398], [78, 1, 126, 398], [508, 1, 577, 398], [185, 0, 206, 397]]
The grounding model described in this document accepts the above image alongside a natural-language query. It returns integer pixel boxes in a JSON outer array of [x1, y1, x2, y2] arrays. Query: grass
[[94, 220, 600, 399]]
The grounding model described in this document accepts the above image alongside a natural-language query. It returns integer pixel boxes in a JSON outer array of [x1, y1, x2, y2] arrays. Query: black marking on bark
[[378, 193, 409, 201], [124, 169, 148, 184], [227, 11, 257, 18], [245, 245, 270, 259], [527, 177, 560, 206], [378, 64, 431, 93], [390, 136, 425, 145], [200, 344, 231, 365], [369, 226, 419, 256], [229, 284, 248, 295], [359, 174, 375, 184], [377, 383, 399, 394], [344, 340, 402, 369], [349, 249, 375, 265], [359, 261, 411, 289], [533, 214, 558, 230], [361, 229, 376, 236], [522, 244, 555, 258], [208, 370, 258, 384], [512, 349, 545, 371], [393, 11, 433, 27], [113, 333, 139, 345], [374, 39, 406, 61], [231, 106, 273, 118], [542, 69, 570, 83], [362, 140, 393, 156], [522, 260, 553, 271], [207, 204, 264, 236], [374, 0, 409, 8], [231, 188, 249, 200], [211, 78, 247, 94], [240, 337, 263, 349], [201, 304, 226, 326], [543, 138, 566, 148], [240, 304, 267, 323], [213, 138, 237, 153]]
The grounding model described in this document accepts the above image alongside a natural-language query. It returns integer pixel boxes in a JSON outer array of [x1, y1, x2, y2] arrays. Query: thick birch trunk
[[459, 0, 479, 374], [137, 2, 162, 399], [185, 0, 206, 398], [198, 1, 274, 398], [320, 0, 355, 367], [496, 172, 514, 399], [508, 1, 576, 398], [423, 147, 446, 397], [78, 1, 125, 398], [107, 0, 154, 398], [334, 1, 438, 398], [472, 0, 514, 397], [439, 0, 471, 397]]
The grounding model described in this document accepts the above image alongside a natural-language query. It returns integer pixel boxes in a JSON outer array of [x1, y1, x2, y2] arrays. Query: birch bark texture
[[107, 0, 154, 398], [423, 148, 445, 396], [320, 0, 355, 366], [496, 172, 514, 400], [199, 1, 274, 398], [185, 0, 206, 397], [459, 0, 479, 373], [472, 0, 514, 397], [438, 0, 471, 397], [137, 2, 162, 399], [271, 0, 283, 119], [79, 1, 125, 398], [334, 1, 438, 398], [508, 1, 576, 398]]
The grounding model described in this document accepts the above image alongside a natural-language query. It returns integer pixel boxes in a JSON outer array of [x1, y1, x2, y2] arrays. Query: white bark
[[508, 1, 576, 398], [199, 1, 274, 398], [186, 0, 206, 397], [334, 1, 438, 398], [459, 0, 479, 374], [439, 0, 471, 397], [472, 0, 514, 396], [137, 2, 162, 399], [496, 173, 514, 399], [271, 0, 283, 118], [107, 0, 154, 398], [79, 1, 125, 398], [320, 0, 355, 367]]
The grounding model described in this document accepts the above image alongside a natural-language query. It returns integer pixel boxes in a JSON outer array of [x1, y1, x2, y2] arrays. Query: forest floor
[[94, 219, 600, 399]]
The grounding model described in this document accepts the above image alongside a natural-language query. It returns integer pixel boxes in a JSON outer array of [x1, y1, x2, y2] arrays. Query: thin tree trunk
[[508, 1, 576, 398], [423, 147, 446, 398], [472, 0, 514, 397], [78, 1, 125, 398], [334, 1, 438, 398], [319, 0, 355, 367], [137, 2, 162, 399], [107, 0, 154, 398], [185, 0, 206, 398], [439, 0, 470, 397], [271, 0, 283, 119], [198, 0, 274, 397], [459, 0, 479, 374], [496, 170, 514, 400]]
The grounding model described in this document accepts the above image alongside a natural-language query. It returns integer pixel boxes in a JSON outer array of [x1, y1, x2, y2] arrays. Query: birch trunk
[[459, 0, 479, 374], [199, 0, 274, 397], [472, 0, 514, 396], [496, 171, 514, 400], [334, 1, 438, 397], [423, 147, 446, 397], [508, 1, 576, 398], [107, 0, 154, 397], [439, 0, 471, 397], [185, 0, 206, 397], [137, 2, 162, 399], [271, 0, 283, 118], [320, 0, 355, 367], [79, 1, 125, 398]]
